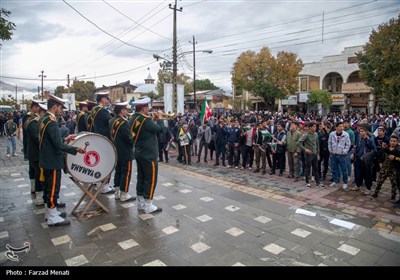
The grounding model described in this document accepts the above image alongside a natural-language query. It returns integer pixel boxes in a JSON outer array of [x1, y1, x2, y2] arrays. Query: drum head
[[66, 132, 117, 183]]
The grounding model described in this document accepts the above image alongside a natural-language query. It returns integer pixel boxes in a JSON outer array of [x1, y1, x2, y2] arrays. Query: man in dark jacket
[[39, 94, 85, 226], [130, 98, 164, 213], [76, 101, 89, 133], [26, 102, 47, 206], [110, 101, 136, 202], [91, 92, 114, 194]]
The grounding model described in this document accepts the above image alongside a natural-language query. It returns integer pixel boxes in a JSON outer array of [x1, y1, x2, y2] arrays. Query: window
[[299, 77, 308, 92]]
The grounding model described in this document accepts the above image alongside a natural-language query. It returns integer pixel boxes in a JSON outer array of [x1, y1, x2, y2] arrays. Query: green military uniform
[[131, 113, 164, 200], [21, 112, 33, 160], [91, 105, 111, 139], [26, 113, 45, 193], [39, 112, 78, 208], [77, 111, 88, 132], [110, 115, 134, 193]]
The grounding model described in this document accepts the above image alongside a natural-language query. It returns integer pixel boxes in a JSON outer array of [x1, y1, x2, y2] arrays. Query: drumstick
[[84, 141, 90, 151]]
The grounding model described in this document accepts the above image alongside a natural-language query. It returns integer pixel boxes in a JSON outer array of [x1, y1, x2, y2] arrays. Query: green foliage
[[357, 15, 400, 113], [195, 79, 218, 91], [307, 89, 332, 112], [228, 98, 242, 110], [156, 70, 192, 96], [53, 81, 95, 101], [231, 47, 303, 111], [244, 100, 253, 109], [0, 8, 16, 47], [54, 86, 66, 97]]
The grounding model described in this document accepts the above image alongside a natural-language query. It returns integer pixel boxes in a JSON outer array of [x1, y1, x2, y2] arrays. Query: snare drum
[[66, 132, 117, 184]]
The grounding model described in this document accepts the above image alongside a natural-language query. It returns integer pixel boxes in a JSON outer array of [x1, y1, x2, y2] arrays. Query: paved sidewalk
[[0, 138, 399, 267]]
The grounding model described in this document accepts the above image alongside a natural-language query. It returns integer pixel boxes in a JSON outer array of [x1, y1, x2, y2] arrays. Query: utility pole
[[15, 85, 18, 104], [67, 74, 71, 93], [38, 70, 46, 101], [169, 0, 182, 113], [190, 35, 197, 111], [37, 86, 40, 100]]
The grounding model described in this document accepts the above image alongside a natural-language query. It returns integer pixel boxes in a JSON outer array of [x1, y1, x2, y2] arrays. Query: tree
[[54, 81, 95, 100], [195, 79, 218, 91], [156, 70, 192, 96], [357, 15, 400, 113], [0, 8, 16, 47], [55, 86, 66, 97], [231, 47, 303, 111], [307, 89, 332, 114], [70, 80, 96, 101], [147, 91, 159, 107]]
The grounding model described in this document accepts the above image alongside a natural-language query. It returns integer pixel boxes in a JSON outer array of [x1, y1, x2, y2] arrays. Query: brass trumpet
[[149, 112, 176, 120]]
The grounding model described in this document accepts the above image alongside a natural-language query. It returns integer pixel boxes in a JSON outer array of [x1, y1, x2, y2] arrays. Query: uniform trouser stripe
[[50, 170, 57, 208], [124, 161, 132, 192], [149, 161, 156, 199]]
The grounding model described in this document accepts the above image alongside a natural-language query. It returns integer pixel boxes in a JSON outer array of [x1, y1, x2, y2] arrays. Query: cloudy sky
[[1, 0, 399, 97]]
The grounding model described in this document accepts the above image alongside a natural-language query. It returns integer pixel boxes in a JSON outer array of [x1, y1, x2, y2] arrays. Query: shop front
[[342, 82, 373, 114]]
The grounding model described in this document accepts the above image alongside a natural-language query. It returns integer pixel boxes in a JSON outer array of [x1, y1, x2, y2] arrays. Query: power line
[[1, 60, 158, 82], [102, 0, 171, 41], [62, 0, 169, 53]]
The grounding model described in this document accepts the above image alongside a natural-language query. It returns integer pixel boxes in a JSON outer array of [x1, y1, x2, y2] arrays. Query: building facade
[[299, 45, 374, 114]]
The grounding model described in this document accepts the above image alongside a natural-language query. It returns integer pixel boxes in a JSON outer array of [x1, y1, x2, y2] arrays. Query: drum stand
[[70, 176, 110, 220]]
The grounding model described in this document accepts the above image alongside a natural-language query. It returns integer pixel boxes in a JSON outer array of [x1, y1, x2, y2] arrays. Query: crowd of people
[[3, 102, 400, 226], [158, 109, 400, 209]]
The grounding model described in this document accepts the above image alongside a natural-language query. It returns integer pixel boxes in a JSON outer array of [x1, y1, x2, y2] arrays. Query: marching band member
[[91, 92, 115, 194], [86, 100, 97, 132], [26, 101, 47, 206], [130, 98, 164, 213], [76, 101, 89, 133], [110, 101, 136, 202], [38, 94, 85, 226]]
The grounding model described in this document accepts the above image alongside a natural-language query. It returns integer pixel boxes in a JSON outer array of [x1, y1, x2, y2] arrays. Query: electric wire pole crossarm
[[153, 50, 212, 62]]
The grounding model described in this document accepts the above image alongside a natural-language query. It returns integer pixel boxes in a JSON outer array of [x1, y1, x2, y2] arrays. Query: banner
[[177, 84, 185, 115], [163, 83, 173, 114]]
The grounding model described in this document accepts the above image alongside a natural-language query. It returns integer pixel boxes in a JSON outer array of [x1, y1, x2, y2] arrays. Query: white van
[[0, 105, 13, 113]]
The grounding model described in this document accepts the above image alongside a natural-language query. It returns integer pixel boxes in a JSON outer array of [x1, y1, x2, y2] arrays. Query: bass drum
[[66, 132, 117, 184]]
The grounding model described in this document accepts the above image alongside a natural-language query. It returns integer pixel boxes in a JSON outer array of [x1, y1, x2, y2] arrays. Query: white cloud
[[1, 0, 398, 93]]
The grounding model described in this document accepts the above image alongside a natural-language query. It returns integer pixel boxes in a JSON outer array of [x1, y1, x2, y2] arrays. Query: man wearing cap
[[86, 101, 97, 132], [130, 98, 164, 213], [22, 102, 41, 161], [76, 101, 88, 133], [92, 92, 112, 139], [26, 102, 47, 206], [109, 101, 136, 202], [91, 92, 115, 194], [22, 101, 43, 192], [39, 94, 85, 226]]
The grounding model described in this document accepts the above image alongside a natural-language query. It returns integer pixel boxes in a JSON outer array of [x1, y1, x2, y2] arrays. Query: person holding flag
[[179, 124, 192, 165], [201, 97, 211, 124]]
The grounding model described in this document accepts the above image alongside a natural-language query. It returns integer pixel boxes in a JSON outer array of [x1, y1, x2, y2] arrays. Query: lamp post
[[153, 49, 212, 112]]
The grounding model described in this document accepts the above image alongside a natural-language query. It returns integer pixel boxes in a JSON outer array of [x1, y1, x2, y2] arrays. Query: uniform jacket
[[26, 114, 40, 161], [131, 114, 164, 161], [38, 112, 78, 170], [110, 116, 134, 162], [92, 105, 111, 139], [77, 111, 88, 132]]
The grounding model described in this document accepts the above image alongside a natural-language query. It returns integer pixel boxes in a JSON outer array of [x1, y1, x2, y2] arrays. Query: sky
[[1, 0, 399, 100]]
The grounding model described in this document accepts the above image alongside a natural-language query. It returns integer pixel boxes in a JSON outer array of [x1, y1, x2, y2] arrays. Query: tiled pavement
[[0, 138, 400, 267]]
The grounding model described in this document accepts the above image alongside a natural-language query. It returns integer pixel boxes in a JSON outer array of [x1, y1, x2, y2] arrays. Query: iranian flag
[[201, 97, 211, 124]]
